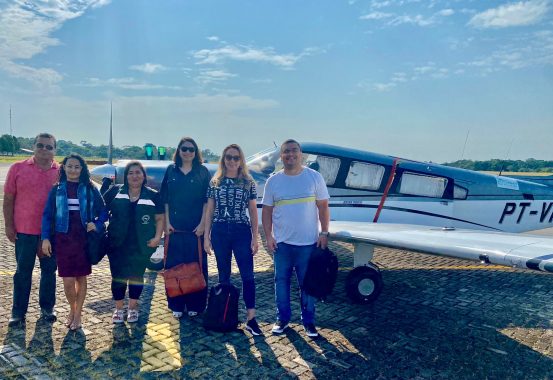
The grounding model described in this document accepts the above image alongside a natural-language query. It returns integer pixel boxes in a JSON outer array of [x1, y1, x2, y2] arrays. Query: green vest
[[107, 185, 159, 258]]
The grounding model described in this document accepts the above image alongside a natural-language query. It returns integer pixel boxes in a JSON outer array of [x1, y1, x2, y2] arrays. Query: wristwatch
[[319, 231, 329, 237]]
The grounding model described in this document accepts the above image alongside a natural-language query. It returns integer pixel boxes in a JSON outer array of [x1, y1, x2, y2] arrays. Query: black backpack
[[203, 283, 240, 332], [303, 247, 339, 299]]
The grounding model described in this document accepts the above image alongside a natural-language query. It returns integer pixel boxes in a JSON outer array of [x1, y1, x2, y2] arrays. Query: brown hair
[[172, 137, 203, 168]]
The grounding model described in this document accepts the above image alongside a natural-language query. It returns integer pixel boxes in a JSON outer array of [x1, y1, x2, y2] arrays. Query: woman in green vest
[[103, 161, 164, 324]]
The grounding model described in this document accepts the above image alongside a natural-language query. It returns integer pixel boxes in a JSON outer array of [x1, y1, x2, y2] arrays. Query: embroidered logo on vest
[[141, 215, 150, 224]]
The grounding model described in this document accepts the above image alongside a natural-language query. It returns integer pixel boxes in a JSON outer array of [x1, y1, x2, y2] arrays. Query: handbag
[[161, 232, 206, 298], [85, 185, 109, 265], [303, 246, 338, 299]]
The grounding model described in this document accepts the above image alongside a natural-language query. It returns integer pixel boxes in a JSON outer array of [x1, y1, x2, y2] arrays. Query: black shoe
[[245, 318, 263, 336], [271, 320, 289, 335], [8, 316, 25, 326], [303, 323, 319, 338], [41, 309, 57, 322]]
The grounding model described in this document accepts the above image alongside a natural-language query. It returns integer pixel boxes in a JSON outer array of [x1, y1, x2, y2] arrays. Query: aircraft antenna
[[460, 129, 470, 160], [498, 138, 514, 177], [108, 103, 113, 165]]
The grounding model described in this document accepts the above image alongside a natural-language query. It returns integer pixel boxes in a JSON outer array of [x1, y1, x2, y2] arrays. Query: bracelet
[[319, 231, 329, 237]]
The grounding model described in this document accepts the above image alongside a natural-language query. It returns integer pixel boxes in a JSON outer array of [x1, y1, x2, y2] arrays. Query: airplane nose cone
[[91, 164, 117, 184]]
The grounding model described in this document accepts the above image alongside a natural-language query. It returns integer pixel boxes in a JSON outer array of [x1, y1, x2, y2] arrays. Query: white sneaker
[[127, 309, 139, 323], [172, 311, 183, 319], [112, 309, 124, 324], [187, 311, 198, 317]]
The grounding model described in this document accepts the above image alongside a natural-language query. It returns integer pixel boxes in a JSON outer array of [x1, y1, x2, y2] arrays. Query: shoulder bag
[[162, 232, 206, 298]]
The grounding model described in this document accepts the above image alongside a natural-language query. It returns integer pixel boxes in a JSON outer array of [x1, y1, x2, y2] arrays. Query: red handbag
[[162, 232, 206, 298]]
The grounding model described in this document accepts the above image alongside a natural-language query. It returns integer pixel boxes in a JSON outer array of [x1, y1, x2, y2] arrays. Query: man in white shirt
[[262, 139, 330, 338]]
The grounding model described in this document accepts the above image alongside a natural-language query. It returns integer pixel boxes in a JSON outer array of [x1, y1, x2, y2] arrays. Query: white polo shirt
[[262, 167, 329, 246]]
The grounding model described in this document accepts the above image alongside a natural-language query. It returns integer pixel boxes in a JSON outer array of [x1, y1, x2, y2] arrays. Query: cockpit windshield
[[246, 146, 282, 183]]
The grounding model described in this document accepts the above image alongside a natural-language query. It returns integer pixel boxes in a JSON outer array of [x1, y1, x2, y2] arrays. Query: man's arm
[[262, 205, 276, 252], [3, 193, 16, 243], [316, 199, 330, 248]]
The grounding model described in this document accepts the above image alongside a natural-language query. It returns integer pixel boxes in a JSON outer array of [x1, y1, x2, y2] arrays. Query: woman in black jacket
[[104, 161, 164, 324]]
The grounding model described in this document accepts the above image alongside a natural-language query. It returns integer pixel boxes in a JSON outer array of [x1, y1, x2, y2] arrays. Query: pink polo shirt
[[4, 157, 60, 235]]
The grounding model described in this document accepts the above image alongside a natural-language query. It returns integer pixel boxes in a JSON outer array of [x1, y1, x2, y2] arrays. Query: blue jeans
[[12, 233, 57, 318], [274, 242, 316, 325], [211, 223, 255, 309]]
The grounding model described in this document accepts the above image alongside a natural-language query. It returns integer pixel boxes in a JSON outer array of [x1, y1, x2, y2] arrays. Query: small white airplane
[[91, 142, 553, 304]]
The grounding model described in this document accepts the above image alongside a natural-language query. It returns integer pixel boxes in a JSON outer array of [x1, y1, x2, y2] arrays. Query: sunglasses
[[224, 154, 240, 162], [36, 143, 54, 151], [180, 146, 196, 153]]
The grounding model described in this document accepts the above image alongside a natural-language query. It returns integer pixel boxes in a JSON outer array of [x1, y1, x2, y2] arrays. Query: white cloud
[[196, 69, 237, 84], [0, 1, 111, 87], [360, 12, 393, 20], [85, 77, 181, 90], [461, 30, 553, 71], [469, 0, 550, 28], [436, 9, 454, 17], [192, 45, 321, 69], [129, 63, 167, 74], [365, 8, 456, 27], [207, 36, 220, 41], [373, 82, 397, 92]]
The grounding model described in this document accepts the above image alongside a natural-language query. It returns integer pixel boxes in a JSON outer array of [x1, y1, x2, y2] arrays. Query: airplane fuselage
[[91, 142, 553, 233]]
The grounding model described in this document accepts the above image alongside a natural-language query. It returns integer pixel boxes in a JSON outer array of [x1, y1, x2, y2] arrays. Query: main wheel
[[345, 264, 383, 304]]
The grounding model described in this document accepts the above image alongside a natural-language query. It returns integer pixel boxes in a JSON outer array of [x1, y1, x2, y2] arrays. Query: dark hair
[[59, 154, 90, 184], [123, 161, 147, 187], [34, 133, 56, 148], [280, 139, 301, 153], [173, 137, 203, 168]]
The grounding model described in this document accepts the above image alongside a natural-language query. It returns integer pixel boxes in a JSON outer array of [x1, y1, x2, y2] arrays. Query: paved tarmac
[[0, 163, 552, 379]]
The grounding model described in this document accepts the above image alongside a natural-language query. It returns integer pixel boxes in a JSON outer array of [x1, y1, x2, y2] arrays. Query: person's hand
[[194, 222, 205, 237], [165, 221, 174, 236], [317, 235, 328, 249], [265, 235, 277, 253], [42, 239, 52, 257], [204, 237, 213, 255], [5, 224, 16, 243], [251, 238, 259, 256], [147, 236, 161, 248], [86, 222, 97, 232]]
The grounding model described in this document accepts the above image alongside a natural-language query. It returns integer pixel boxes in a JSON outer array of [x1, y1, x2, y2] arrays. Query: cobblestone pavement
[[1, 169, 553, 379]]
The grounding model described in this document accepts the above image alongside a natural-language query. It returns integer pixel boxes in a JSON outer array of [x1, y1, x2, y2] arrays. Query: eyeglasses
[[224, 155, 240, 162], [36, 143, 54, 151], [180, 146, 196, 153]]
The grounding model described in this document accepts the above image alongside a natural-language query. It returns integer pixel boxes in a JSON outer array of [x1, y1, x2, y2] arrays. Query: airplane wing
[[329, 221, 553, 273]]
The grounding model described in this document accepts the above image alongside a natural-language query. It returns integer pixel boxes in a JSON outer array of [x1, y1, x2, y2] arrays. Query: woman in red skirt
[[41, 154, 105, 330]]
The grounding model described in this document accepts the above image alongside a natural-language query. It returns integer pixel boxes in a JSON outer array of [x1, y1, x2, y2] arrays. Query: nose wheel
[[345, 264, 383, 304]]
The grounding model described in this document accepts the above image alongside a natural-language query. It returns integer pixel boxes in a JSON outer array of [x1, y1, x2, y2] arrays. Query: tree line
[[443, 159, 553, 173], [9, 137, 220, 162]]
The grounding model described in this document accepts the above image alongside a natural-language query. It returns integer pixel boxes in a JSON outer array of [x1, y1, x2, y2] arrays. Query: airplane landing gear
[[345, 263, 383, 304]]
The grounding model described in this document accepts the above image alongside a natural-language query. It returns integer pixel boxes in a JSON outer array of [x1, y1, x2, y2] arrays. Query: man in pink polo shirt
[[4, 133, 60, 325]]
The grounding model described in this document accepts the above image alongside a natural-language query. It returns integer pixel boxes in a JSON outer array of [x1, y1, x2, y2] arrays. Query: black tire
[[345, 265, 383, 304]]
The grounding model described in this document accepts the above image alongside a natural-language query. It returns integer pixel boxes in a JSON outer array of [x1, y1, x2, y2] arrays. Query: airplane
[[91, 142, 553, 304]]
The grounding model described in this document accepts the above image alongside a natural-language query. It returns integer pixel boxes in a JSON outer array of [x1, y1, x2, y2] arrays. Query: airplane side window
[[399, 172, 448, 198], [303, 154, 340, 185], [454, 185, 468, 200], [345, 161, 384, 190]]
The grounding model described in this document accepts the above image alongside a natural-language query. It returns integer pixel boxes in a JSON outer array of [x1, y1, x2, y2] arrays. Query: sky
[[0, 0, 552, 163]]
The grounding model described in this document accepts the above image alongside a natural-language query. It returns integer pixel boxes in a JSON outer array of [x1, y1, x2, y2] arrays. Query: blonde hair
[[211, 144, 253, 187]]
